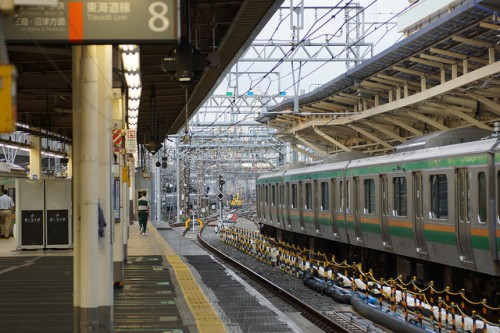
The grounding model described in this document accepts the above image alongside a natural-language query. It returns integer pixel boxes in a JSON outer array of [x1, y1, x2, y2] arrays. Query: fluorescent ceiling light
[[128, 99, 140, 110], [128, 109, 139, 118], [129, 87, 141, 99], [124, 73, 141, 88]]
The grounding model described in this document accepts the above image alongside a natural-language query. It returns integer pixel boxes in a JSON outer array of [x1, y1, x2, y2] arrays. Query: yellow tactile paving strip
[[148, 224, 228, 333]]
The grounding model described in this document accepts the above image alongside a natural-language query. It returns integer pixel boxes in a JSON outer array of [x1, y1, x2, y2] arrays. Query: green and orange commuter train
[[256, 127, 500, 292]]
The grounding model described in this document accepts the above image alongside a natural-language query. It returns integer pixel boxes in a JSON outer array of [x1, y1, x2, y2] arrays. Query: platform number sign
[[4, 0, 179, 43], [149, 2, 170, 32]]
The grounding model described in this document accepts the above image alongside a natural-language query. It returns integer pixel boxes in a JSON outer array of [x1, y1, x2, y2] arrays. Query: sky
[[210, 0, 410, 99]]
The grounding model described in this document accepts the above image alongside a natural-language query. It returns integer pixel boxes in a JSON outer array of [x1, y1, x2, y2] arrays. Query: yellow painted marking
[[148, 225, 227, 333]]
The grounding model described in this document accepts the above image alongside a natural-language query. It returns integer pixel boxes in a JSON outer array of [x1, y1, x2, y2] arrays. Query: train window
[[430, 174, 448, 219], [478, 172, 486, 224], [364, 179, 375, 214], [393, 177, 407, 216], [321, 182, 329, 211], [291, 184, 297, 208], [305, 183, 312, 209], [271, 185, 276, 206]]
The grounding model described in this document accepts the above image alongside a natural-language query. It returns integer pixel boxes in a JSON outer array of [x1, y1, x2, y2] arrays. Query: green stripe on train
[[343, 155, 487, 176], [471, 236, 489, 250], [304, 215, 315, 224], [345, 220, 355, 230], [267, 214, 494, 251], [360, 222, 380, 233], [257, 154, 489, 183], [388, 226, 414, 239], [319, 218, 331, 226], [424, 230, 456, 246]]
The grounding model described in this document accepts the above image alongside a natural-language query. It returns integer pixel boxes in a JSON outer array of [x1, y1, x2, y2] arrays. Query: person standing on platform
[[0, 190, 15, 239], [137, 191, 150, 235]]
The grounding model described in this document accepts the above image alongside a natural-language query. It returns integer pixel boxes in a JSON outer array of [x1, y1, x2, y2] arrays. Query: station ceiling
[[260, 0, 500, 157], [8, 0, 283, 144]]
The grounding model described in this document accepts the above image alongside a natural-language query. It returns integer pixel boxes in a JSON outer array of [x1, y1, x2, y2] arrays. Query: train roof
[[395, 127, 492, 153], [258, 136, 500, 180], [349, 137, 498, 170]]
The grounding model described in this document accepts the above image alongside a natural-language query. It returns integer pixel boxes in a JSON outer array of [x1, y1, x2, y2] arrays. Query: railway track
[[197, 230, 371, 333]]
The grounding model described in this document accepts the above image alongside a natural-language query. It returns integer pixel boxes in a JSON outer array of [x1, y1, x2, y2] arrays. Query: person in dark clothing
[[137, 191, 150, 235]]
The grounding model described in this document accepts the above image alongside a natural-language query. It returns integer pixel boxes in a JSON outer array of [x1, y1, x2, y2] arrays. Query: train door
[[329, 179, 341, 240], [299, 181, 306, 231], [413, 171, 428, 255], [285, 182, 291, 230], [353, 177, 364, 243], [275, 184, 280, 225], [271, 183, 277, 225], [256, 184, 261, 222], [338, 179, 349, 241], [456, 168, 475, 264], [380, 174, 392, 249], [313, 180, 321, 234], [277, 183, 284, 227], [260, 184, 267, 222]]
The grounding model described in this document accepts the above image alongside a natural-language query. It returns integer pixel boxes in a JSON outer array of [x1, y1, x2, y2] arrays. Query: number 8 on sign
[[149, 2, 170, 32]]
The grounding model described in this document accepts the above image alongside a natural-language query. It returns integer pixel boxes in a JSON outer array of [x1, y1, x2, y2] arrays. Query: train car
[[257, 128, 500, 285]]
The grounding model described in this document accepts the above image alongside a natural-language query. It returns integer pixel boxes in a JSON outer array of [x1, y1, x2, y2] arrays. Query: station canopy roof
[[7, 0, 282, 144], [258, 0, 500, 157]]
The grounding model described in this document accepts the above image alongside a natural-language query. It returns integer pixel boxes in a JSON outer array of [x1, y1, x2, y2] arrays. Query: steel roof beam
[[348, 124, 393, 149], [365, 122, 406, 143], [379, 115, 423, 136], [290, 144, 320, 160], [406, 110, 449, 131], [295, 134, 328, 156], [429, 47, 489, 65], [466, 91, 500, 116], [313, 127, 352, 151]]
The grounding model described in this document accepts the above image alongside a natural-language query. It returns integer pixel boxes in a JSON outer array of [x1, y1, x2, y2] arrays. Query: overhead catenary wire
[[189, 0, 365, 137], [188, 0, 411, 147]]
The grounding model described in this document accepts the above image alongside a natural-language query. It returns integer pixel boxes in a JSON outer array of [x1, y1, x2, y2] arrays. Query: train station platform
[[0, 221, 316, 333]]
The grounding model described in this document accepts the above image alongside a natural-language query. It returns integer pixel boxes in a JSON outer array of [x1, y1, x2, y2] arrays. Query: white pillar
[[112, 90, 125, 286], [72, 45, 82, 331], [29, 135, 41, 180], [155, 166, 161, 221], [75, 45, 100, 332], [97, 45, 113, 331], [129, 156, 136, 222], [67, 144, 73, 179]]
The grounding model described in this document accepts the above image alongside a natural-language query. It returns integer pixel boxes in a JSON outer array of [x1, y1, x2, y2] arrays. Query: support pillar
[[29, 135, 41, 180], [67, 144, 73, 178], [96, 44, 113, 331], [112, 87, 125, 286], [72, 45, 82, 332], [73, 45, 100, 332]]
